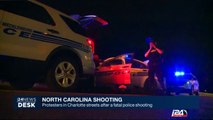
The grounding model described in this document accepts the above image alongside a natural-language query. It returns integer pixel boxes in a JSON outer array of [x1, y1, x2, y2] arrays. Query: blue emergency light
[[125, 54, 133, 60], [125, 54, 130, 58], [175, 71, 185, 77]]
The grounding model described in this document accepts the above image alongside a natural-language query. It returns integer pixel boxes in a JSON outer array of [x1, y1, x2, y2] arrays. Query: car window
[[60, 15, 86, 36], [0, 1, 55, 25], [132, 60, 147, 69], [102, 59, 123, 66]]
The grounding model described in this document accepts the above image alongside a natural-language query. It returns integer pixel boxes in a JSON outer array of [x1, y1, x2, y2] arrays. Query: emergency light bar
[[175, 71, 185, 77]]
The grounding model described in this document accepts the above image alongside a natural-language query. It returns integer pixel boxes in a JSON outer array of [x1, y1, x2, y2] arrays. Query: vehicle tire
[[47, 56, 79, 91]]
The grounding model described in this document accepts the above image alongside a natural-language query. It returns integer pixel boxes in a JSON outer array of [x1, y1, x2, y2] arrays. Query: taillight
[[87, 38, 95, 54]]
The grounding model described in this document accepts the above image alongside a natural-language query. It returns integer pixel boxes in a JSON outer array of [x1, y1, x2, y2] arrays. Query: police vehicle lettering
[[2, 22, 90, 53]]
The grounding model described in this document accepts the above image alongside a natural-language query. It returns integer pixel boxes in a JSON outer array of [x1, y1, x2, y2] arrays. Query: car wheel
[[47, 57, 79, 91]]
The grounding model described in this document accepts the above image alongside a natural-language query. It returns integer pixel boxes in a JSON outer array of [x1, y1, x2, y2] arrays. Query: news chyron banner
[[13, 96, 199, 109]]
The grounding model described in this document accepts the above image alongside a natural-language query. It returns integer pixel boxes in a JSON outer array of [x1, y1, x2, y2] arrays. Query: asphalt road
[[0, 82, 213, 119]]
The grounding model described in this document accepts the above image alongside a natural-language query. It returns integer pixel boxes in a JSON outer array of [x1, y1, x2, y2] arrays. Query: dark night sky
[[40, 0, 213, 90]]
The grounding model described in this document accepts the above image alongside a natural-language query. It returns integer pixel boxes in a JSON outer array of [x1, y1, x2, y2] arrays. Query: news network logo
[[171, 109, 188, 117], [16, 97, 37, 108]]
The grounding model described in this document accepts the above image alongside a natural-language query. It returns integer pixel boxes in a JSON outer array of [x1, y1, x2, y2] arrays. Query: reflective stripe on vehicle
[[31, 31, 90, 53], [2, 22, 91, 53], [96, 70, 130, 76]]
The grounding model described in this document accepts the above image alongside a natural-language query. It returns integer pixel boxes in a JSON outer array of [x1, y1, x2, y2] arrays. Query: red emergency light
[[87, 38, 95, 54]]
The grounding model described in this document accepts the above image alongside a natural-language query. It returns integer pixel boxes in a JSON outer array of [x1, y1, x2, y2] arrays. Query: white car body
[[168, 73, 200, 95], [0, 0, 95, 90], [96, 53, 161, 89]]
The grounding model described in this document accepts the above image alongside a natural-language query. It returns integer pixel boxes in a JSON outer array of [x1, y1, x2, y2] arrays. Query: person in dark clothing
[[144, 37, 165, 93]]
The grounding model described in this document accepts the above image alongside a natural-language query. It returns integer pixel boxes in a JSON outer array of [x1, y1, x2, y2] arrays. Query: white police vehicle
[[96, 53, 162, 92], [167, 72, 199, 95], [0, 0, 95, 91]]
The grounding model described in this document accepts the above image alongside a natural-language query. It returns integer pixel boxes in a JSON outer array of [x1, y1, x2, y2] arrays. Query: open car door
[[96, 57, 131, 86], [71, 14, 108, 30]]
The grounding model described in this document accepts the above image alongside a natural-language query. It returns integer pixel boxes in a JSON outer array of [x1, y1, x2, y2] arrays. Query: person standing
[[144, 37, 166, 93]]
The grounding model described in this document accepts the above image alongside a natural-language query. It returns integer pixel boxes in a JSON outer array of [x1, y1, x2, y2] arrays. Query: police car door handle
[[47, 29, 59, 34]]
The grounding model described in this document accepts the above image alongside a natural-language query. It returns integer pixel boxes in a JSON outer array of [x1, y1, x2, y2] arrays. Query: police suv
[[0, 0, 95, 91]]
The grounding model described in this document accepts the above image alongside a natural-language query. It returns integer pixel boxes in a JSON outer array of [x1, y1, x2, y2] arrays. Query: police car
[[0, 0, 96, 91], [95, 53, 162, 92], [167, 72, 199, 95]]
